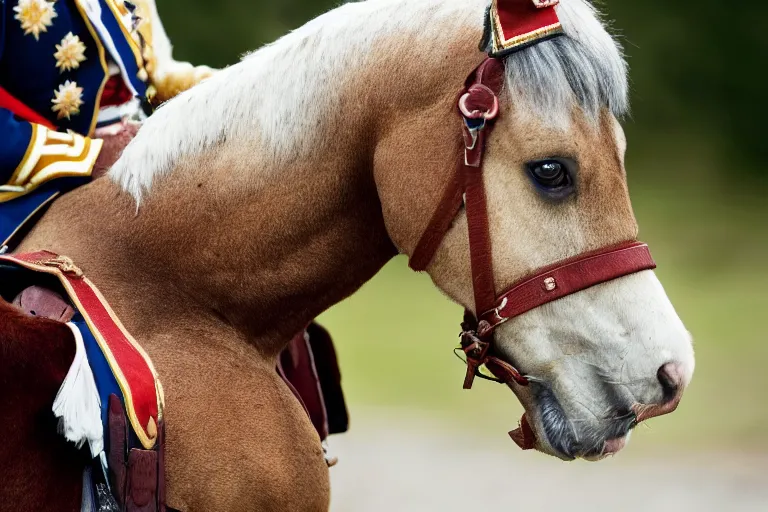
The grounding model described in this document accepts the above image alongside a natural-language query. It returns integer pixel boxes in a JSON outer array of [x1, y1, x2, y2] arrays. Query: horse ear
[[485, 0, 565, 58]]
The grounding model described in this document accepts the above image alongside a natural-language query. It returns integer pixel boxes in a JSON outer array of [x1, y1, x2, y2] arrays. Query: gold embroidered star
[[13, 0, 58, 41], [54, 32, 87, 72], [51, 80, 84, 120]]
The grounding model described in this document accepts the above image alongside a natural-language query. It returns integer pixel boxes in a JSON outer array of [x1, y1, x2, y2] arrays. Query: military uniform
[[0, 1, 350, 465], [0, 0, 212, 204]]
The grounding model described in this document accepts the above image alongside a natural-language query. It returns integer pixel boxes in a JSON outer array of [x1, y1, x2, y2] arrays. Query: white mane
[[112, 0, 627, 203]]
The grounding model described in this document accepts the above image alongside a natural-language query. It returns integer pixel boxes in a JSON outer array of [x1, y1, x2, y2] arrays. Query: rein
[[409, 57, 657, 390]]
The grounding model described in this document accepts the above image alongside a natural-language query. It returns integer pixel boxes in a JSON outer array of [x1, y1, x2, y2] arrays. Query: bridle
[[408, 57, 657, 391]]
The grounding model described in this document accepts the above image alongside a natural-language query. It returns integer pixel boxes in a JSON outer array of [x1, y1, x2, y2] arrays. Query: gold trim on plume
[[490, 0, 564, 54]]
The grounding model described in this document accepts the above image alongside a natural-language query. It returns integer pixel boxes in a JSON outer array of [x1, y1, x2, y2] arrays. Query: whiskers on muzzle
[[532, 383, 636, 459]]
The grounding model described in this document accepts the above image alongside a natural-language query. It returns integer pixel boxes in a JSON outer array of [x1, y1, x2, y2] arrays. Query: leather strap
[[408, 58, 658, 394], [408, 172, 463, 272], [461, 59, 505, 315], [463, 128, 496, 314], [410, 58, 506, 316], [480, 242, 656, 331]]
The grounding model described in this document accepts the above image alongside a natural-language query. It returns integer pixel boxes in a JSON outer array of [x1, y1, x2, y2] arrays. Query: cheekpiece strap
[[488, 0, 564, 58]]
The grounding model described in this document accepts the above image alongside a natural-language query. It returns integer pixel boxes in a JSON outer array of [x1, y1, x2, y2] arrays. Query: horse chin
[[512, 413, 632, 461], [509, 398, 634, 461]]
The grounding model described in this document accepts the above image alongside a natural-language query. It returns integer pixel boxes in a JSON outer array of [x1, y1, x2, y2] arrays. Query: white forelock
[[501, 0, 629, 128], [111, 0, 628, 203]]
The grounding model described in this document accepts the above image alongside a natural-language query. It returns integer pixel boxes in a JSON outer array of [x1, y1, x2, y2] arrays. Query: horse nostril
[[634, 363, 687, 424], [657, 362, 684, 402]]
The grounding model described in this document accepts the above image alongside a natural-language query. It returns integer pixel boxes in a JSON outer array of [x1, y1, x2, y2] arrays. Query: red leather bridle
[[409, 58, 657, 390]]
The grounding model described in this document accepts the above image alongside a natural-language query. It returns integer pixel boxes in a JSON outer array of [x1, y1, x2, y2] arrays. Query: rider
[[0, 0, 213, 208], [0, 0, 348, 457]]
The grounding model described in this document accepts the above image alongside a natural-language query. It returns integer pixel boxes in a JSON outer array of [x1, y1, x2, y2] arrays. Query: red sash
[[0, 251, 162, 449], [0, 86, 56, 130]]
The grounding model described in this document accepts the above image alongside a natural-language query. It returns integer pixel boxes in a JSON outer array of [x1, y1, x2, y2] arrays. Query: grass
[[318, 172, 768, 452]]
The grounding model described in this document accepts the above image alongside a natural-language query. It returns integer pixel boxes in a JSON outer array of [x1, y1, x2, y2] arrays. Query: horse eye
[[526, 159, 574, 195]]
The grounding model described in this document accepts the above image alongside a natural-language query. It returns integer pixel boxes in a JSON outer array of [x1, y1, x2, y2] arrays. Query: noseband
[[409, 58, 657, 390]]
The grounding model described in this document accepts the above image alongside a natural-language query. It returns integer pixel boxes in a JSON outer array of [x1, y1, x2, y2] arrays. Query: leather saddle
[[279, 323, 349, 444]]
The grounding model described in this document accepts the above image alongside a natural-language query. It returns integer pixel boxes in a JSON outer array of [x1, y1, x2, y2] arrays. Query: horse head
[[372, 0, 694, 460]]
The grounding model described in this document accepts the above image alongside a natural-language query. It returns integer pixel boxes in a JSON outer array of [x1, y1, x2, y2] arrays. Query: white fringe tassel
[[52, 323, 104, 458]]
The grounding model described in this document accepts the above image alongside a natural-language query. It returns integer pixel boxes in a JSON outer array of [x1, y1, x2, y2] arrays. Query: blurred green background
[[159, 1, 768, 451]]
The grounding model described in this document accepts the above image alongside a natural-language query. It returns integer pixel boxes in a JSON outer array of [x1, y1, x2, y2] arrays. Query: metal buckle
[[463, 116, 487, 150], [464, 124, 481, 151], [488, 297, 508, 326], [458, 89, 499, 121], [463, 119, 487, 167]]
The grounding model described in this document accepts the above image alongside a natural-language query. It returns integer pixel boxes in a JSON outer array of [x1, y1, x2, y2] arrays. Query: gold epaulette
[[149, 63, 215, 105], [0, 126, 102, 203]]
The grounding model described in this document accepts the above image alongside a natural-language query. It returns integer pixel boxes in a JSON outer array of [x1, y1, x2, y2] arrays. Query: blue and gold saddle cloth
[[0, 252, 166, 511]]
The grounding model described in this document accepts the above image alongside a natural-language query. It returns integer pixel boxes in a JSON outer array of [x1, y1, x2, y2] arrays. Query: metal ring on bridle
[[458, 88, 499, 121]]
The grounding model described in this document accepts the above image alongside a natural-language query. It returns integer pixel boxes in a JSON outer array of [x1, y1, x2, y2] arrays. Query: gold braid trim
[[0, 127, 102, 203]]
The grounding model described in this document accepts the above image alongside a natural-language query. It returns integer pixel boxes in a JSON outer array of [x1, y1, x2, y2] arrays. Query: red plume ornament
[[487, 0, 564, 57]]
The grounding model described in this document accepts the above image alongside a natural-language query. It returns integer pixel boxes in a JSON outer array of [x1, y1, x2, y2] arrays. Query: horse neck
[[19, 151, 395, 356], [19, 23, 482, 355]]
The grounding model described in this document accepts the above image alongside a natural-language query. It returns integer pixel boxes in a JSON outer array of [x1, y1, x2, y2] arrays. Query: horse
[[4, 0, 695, 509]]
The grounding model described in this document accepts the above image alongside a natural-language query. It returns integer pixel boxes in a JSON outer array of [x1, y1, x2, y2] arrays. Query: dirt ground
[[328, 411, 768, 512]]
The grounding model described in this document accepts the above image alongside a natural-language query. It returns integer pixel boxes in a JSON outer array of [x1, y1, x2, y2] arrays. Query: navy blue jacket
[[0, 0, 148, 202]]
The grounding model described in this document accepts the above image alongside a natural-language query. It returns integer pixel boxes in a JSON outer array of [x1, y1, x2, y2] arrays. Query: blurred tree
[[608, 1, 768, 181]]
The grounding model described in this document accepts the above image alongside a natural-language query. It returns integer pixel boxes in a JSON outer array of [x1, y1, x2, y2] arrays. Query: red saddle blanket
[[0, 251, 162, 447], [0, 251, 165, 510], [0, 254, 348, 452], [1, 251, 349, 443]]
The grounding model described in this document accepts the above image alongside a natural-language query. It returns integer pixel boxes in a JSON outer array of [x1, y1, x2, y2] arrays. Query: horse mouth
[[510, 412, 633, 461], [581, 435, 630, 461], [509, 384, 636, 461]]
